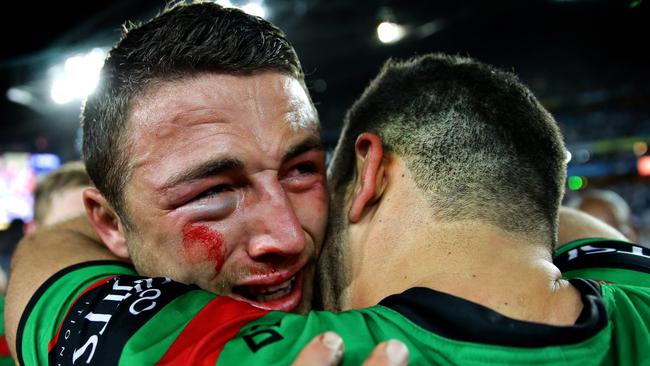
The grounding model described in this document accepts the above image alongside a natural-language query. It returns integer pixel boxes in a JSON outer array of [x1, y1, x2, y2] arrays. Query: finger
[[362, 339, 409, 366], [291, 331, 344, 366]]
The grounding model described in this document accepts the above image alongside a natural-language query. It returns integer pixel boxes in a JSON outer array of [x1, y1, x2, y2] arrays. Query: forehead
[[130, 72, 316, 131], [125, 72, 320, 186]]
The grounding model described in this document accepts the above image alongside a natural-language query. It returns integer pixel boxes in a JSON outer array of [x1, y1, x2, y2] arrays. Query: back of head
[[328, 53, 567, 247], [33, 161, 91, 225], [82, 1, 305, 222]]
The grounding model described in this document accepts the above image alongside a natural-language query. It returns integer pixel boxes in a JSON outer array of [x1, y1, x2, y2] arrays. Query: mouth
[[231, 268, 305, 312]]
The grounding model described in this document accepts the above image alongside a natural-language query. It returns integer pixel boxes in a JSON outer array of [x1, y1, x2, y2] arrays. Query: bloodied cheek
[[182, 224, 226, 274]]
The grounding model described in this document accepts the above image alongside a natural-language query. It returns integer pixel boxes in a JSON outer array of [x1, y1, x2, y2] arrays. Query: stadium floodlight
[[51, 48, 106, 105], [214, 0, 268, 18], [377, 21, 406, 44], [241, 3, 267, 18], [215, 0, 233, 7]]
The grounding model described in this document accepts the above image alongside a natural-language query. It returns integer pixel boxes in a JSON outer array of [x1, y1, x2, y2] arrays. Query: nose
[[247, 181, 306, 261]]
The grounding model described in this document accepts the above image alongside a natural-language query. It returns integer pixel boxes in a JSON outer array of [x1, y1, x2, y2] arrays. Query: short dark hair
[[82, 2, 304, 222], [328, 53, 567, 246]]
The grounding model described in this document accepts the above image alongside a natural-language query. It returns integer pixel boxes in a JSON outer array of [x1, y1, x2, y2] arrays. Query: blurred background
[[1, 0, 649, 252]]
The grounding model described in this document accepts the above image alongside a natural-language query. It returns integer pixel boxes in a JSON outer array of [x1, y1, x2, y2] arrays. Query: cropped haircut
[[328, 53, 567, 247], [82, 1, 305, 223], [33, 161, 91, 223]]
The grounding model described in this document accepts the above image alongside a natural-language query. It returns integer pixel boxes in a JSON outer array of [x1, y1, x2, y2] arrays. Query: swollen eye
[[184, 194, 237, 220]]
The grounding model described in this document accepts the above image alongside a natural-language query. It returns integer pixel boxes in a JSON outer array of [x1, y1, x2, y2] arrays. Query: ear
[[349, 133, 387, 223], [82, 187, 130, 258]]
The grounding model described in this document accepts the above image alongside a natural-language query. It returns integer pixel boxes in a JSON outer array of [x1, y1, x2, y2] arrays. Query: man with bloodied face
[[80, 6, 328, 312], [83, 73, 327, 312]]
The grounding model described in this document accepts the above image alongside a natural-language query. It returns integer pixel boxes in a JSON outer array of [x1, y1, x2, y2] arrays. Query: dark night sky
[[1, 0, 648, 159]]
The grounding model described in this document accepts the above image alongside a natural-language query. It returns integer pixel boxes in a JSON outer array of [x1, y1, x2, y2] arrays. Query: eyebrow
[[282, 137, 324, 164], [160, 158, 243, 190]]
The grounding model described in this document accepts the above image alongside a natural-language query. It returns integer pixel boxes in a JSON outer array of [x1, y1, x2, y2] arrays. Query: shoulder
[[554, 238, 650, 287], [16, 261, 136, 365], [598, 282, 650, 362], [5, 216, 126, 358]]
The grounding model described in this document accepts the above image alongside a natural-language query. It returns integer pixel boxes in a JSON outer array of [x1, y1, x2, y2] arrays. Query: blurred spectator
[[0, 219, 23, 276], [0, 162, 89, 278], [567, 189, 639, 243], [23, 161, 91, 235], [0, 161, 90, 365]]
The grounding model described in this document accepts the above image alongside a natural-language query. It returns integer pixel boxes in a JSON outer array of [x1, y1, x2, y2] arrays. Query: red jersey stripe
[[157, 296, 269, 366], [0, 336, 10, 356]]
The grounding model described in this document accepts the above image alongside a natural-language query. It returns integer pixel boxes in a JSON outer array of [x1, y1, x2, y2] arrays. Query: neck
[[425, 223, 584, 324], [343, 165, 582, 325]]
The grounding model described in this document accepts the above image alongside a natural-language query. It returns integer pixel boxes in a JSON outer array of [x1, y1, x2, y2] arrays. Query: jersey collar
[[379, 278, 607, 347]]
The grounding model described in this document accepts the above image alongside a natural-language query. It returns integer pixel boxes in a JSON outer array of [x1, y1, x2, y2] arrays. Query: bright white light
[[564, 150, 572, 163], [7, 87, 34, 105], [215, 0, 233, 7], [377, 22, 406, 44], [51, 48, 106, 104], [241, 3, 266, 18], [215, 0, 268, 18]]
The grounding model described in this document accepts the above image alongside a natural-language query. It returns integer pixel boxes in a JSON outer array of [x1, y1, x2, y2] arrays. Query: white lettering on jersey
[[129, 289, 162, 315], [64, 277, 173, 364]]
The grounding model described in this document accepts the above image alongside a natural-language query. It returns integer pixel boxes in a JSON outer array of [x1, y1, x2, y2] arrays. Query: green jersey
[[17, 239, 650, 365]]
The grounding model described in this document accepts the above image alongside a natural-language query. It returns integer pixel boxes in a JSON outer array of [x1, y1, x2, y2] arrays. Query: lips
[[231, 268, 305, 312]]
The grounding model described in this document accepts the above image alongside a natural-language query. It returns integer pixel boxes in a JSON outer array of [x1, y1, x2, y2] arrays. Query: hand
[[291, 332, 409, 366]]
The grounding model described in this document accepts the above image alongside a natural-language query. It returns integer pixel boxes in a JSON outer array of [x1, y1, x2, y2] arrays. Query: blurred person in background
[[0, 161, 90, 366], [567, 189, 640, 244], [0, 219, 22, 280], [23, 161, 91, 235]]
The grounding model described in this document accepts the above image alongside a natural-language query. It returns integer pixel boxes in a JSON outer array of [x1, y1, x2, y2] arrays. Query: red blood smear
[[182, 224, 226, 274]]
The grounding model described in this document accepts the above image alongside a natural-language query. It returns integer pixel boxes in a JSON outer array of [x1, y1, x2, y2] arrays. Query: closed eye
[[194, 184, 233, 201]]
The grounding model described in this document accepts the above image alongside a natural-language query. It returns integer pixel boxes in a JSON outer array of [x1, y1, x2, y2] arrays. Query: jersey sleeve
[[17, 261, 137, 365], [554, 238, 650, 286]]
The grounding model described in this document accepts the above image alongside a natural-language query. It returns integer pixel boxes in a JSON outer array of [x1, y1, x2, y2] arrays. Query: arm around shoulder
[[557, 206, 629, 249], [4, 215, 125, 359]]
